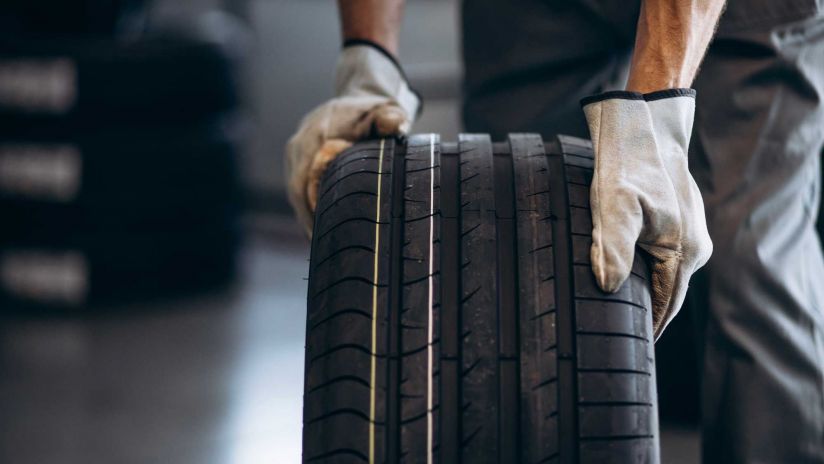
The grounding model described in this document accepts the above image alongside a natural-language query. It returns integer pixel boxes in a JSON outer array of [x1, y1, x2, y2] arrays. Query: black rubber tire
[[0, 38, 237, 124], [0, 120, 240, 233], [303, 134, 659, 464], [0, 222, 238, 308]]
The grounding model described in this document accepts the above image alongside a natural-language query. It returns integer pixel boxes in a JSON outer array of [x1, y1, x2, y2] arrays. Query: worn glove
[[285, 41, 421, 235], [581, 89, 713, 339]]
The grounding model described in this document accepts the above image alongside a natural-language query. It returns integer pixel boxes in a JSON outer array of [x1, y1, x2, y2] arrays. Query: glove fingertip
[[596, 270, 628, 293], [373, 105, 410, 136], [590, 243, 631, 293]]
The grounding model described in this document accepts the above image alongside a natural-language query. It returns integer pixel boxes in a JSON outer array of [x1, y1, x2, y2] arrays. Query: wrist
[[625, 72, 686, 94], [626, 0, 725, 94], [338, 0, 403, 57], [626, 43, 693, 93]]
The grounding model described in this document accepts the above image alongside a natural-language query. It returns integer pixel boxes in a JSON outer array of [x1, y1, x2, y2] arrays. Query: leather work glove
[[285, 41, 421, 236], [581, 89, 713, 340]]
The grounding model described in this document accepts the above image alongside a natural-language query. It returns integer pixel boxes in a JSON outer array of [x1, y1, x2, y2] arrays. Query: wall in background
[[149, 0, 463, 207]]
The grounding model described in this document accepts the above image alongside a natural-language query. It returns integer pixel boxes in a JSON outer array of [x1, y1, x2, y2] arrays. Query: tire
[[0, 120, 240, 232], [303, 133, 659, 464], [0, 38, 237, 123], [0, 223, 238, 308]]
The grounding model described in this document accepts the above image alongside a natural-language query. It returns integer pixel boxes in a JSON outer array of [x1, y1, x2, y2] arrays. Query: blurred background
[[0, 0, 701, 463]]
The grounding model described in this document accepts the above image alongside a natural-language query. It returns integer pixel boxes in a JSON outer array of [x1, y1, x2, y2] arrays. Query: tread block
[[579, 438, 658, 464], [400, 134, 441, 463], [578, 404, 655, 437], [565, 165, 593, 186], [304, 381, 372, 423], [564, 153, 594, 169], [577, 372, 654, 404], [567, 183, 589, 207], [303, 415, 371, 458], [569, 206, 592, 235], [570, 235, 649, 280], [458, 133, 500, 462], [576, 335, 651, 373], [575, 300, 649, 336]]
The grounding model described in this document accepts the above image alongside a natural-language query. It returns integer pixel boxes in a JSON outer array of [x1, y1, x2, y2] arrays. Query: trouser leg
[[690, 14, 824, 463]]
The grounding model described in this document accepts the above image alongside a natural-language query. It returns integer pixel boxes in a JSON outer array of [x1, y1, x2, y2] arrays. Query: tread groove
[[576, 331, 649, 342], [315, 216, 389, 242], [385, 139, 406, 463], [309, 343, 381, 366], [439, 140, 462, 464], [305, 448, 369, 462], [316, 190, 378, 220], [312, 245, 376, 271], [309, 308, 372, 330], [311, 276, 384, 300], [307, 375, 370, 394], [547, 145, 579, 464], [306, 407, 384, 425], [318, 169, 384, 203], [494, 146, 521, 464], [575, 296, 648, 311], [579, 435, 655, 442]]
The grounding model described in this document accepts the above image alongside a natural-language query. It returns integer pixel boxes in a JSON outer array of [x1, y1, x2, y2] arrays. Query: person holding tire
[[286, 0, 824, 462]]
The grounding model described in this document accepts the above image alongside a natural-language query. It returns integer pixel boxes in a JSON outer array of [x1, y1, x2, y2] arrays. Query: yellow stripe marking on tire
[[368, 138, 385, 464]]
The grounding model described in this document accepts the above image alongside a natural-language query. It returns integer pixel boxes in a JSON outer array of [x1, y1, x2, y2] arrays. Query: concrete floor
[[0, 217, 699, 463]]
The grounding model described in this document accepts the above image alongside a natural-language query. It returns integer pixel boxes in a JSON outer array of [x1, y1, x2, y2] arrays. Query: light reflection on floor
[[221, 232, 308, 464]]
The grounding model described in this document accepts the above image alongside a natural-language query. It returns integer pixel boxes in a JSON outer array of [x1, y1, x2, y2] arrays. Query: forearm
[[338, 0, 405, 56], [626, 0, 726, 92]]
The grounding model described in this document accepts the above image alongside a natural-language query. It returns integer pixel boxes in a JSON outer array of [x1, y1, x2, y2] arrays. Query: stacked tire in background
[[0, 3, 242, 308]]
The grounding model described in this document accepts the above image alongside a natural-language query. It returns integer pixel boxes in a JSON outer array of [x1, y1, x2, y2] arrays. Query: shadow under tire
[[303, 134, 659, 464]]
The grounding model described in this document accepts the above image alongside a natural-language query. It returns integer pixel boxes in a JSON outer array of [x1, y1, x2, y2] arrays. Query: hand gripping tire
[[303, 134, 659, 464]]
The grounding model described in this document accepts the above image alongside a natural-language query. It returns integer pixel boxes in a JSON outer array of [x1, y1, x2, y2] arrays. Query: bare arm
[[626, 0, 726, 93], [338, 0, 406, 56]]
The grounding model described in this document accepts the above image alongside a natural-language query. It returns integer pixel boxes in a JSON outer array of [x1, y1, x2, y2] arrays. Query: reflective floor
[[0, 219, 309, 464], [0, 216, 698, 464]]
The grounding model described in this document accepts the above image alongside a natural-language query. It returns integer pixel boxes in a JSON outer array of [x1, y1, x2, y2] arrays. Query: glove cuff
[[336, 40, 423, 120], [580, 88, 695, 107]]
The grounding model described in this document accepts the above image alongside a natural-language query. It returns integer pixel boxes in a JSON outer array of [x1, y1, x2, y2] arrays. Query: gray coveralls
[[461, 0, 824, 461]]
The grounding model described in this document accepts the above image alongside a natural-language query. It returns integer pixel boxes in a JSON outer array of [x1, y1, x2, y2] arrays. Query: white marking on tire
[[368, 139, 385, 464], [427, 134, 435, 464]]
